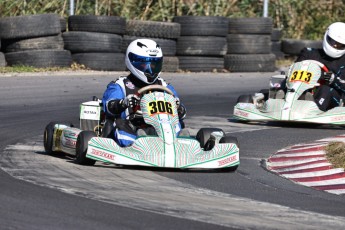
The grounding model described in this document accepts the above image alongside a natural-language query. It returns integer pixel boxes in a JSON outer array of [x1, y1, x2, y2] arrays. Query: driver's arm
[[331, 69, 345, 93], [102, 82, 126, 117]]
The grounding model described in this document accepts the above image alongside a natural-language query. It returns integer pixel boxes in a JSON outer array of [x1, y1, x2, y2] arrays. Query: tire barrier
[[0, 14, 72, 68], [226, 17, 276, 72], [271, 28, 284, 60], [174, 16, 227, 72], [0, 13, 321, 72], [281, 39, 322, 56], [66, 15, 126, 71]]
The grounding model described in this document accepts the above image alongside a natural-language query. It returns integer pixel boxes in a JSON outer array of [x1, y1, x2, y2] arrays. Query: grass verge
[[324, 141, 345, 169]]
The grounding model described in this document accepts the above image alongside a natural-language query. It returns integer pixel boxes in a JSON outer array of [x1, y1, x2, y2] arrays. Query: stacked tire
[[0, 38, 5, 67], [0, 14, 72, 68], [281, 38, 322, 57], [63, 15, 126, 71], [271, 28, 285, 59], [123, 20, 181, 72], [173, 16, 228, 72], [225, 17, 276, 72]]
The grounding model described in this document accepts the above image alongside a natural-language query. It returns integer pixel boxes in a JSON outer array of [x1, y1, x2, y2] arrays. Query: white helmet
[[125, 39, 163, 84], [323, 22, 345, 58]]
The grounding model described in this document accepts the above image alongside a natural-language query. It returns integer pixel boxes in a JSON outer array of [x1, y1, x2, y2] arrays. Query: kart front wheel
[[236, 94, 253, 104], [196, 128, 224, 149], [75, 131, 96, 166], [43, 122, 56, 155]]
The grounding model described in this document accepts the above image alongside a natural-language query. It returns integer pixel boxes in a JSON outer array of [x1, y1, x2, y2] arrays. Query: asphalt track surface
[[1, 71, 345, 230]]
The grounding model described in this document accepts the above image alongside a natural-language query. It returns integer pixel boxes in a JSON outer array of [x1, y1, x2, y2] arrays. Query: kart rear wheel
[[236, 94, 253, 103], [43, 122, 56, 155], [196, 128, 224, 149], [220, 135, 239, 147], [219, 135, 239, 172], [75, 131, 96, 166]]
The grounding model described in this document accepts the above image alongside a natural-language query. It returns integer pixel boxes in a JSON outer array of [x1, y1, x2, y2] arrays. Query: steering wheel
[[137, 85, 175, 96], [128, 85, 175, 120], [303, 60, 329, 72]]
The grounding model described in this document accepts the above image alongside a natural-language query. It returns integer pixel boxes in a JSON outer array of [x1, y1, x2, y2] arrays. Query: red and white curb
[[266, 135, 345, 195]]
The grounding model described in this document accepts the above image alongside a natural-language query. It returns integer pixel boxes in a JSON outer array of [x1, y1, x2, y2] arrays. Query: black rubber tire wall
[[126, 20, 180, 39], [5, 50, 72, 68], [177, 36, 227, 56], [0, 14, 61, 40], [3, 35, 64, 53], [178, 56, 224, 72], [173, 16, 228, 36], [281, 39, 322, 56], [228, 17, 273, 34], [122, 35, 177, 56], [63, 31, 123, 53], [68, 15, 126, 34], [224, 54, 276, 72], [227, 34, 271, 54], [0, 52, 6, 67], [72, 53, 126, 71], [162, 56, 179, 72]]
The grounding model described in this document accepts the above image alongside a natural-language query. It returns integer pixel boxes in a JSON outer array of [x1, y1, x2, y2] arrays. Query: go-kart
[[44, 85, 239, 170], [232, 60, 345, 125]]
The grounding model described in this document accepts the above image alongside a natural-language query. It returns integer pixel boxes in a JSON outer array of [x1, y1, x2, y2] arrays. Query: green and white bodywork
[[45, 86, 239, 170], [233, 60, 345, 125]]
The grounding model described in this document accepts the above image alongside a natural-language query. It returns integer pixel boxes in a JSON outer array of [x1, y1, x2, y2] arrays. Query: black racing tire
[[227, 34, 271, 54], [0, 52, 6, 67], [178, 56, 224, 72], [0, 13, 61, 40], [44, 122, 56, 155], [173, 16, 228, 37], [126, 20, 180, 39], [228, 17, 273, 34], [63, 31, 123, 53], [60, 17, 67, 32], [3, 35, 65, 53], [236, 95, 253, 103], [224, 54, 276, 72], [196, 128, 225, 148], [281, 39, 322, 55], [68, 15, 126, 34], [72, 53, 126, 71], [75, 131, 96, 166], [5, 50, 72, 68], [162, 56, 179, 72], [122, 35, 177, 56], [271, 28, 283, 41], [220, 135, 239, 147], [177, 36, 227, 56]]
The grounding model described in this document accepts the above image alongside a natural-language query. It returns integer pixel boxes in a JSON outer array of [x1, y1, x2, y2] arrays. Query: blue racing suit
[[102, 74, 185, 147]]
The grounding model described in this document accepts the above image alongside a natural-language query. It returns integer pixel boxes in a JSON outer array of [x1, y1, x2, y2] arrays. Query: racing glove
[[175, 97, 187, 119], [320, 72, 335, 85], [120, 94, 140, 109]]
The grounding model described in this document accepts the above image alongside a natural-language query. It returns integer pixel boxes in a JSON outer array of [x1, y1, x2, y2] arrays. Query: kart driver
[[294, 22, 345, 111], [102, 38, 187, 147]]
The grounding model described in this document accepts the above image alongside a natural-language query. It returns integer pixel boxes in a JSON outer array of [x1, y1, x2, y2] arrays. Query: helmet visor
[[128, 52, 163, 82], [327, 35, 345, 50]]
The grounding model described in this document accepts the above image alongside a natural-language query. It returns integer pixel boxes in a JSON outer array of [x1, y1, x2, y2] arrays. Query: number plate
[[148, 100, 174, 116], [289, 70, 313, 83]]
